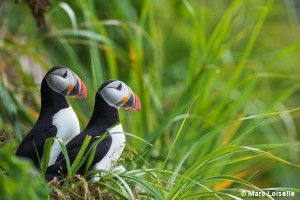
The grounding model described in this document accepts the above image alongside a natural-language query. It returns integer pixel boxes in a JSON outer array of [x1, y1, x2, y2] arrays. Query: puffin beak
[[122, 90, 141, 111], [68, 76, 87, 99]]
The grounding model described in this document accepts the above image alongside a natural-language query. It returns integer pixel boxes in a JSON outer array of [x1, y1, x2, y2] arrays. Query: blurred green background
[[1, 0, 300, 199]]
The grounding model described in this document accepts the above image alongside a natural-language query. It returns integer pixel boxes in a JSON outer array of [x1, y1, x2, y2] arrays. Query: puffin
[[16, 66, 87, 168], [46, 79, 141, 181]]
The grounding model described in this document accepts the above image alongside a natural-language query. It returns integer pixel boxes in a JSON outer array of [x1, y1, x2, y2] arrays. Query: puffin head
[[44, 66, 87, 99], [98, 80, 141, 111]]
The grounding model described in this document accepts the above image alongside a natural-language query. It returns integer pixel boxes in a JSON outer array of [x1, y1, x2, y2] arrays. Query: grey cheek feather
[[45, 75, 63, 93], [45, 74, 74, 95], [68, 70, 77, 85], [100, 89, 120, 108], [106, 81, 121, 89], [100, 87, 128, 109]]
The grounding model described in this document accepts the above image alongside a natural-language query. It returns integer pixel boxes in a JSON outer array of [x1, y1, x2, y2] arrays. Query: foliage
[[1, 0, 300, 199], [0, 142, 49, 200]]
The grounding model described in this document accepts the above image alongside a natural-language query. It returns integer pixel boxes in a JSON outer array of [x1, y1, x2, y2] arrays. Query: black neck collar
[[86, 93, 120, 131], [40, 79, 69, 113]]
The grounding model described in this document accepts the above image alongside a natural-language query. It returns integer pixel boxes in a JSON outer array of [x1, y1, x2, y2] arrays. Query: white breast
[[48, 106, 80, 166], [94, 123, 125, 171]]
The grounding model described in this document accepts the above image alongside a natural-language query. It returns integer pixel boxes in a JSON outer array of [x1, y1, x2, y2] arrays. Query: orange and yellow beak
[[68, 76, 87, 99]]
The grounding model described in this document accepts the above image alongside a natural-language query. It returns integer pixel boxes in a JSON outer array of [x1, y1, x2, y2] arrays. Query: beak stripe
[[69, 80, 80, 96], [68, 77, 87, 99], [122, 93, 135, 109]]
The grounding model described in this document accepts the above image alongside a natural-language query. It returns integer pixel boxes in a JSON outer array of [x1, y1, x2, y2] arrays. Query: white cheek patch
[[100, 88, 127, 108], [105, 81, 120, 89], [45, 73, 75, 95], [68, 70, 77, 85], [45, 75, 65, 93], [64, 72, 76, 93], [122, 84, 129, 95]]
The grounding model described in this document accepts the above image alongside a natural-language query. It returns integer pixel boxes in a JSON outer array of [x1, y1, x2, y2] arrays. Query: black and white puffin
[[46, 79, 141, 181], [16, 66, 87, 168]]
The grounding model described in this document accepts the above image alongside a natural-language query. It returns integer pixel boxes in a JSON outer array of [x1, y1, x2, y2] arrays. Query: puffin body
[[46, 80, 141, 181], [48, 106, 80, 165], [94, 123, 125, 171], [16, 66, 87, 168]]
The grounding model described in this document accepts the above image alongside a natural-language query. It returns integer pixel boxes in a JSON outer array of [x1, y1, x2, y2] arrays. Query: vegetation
[[1, 0, 300, 199]]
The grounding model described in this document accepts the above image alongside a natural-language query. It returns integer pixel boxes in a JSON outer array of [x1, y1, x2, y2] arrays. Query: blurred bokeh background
[[0, 0, 300, 199]]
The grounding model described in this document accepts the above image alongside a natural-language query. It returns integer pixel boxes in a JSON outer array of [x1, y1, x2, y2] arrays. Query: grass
[[1, 0, 300, 199]]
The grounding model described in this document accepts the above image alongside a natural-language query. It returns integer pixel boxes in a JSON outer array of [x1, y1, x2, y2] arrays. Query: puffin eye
[[116, 83, 122, 91], [61, 71, 68, 78]]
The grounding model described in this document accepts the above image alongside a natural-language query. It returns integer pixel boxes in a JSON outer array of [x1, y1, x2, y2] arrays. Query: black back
[[46, 92, 120, 180], [16, 69, 69, 168]]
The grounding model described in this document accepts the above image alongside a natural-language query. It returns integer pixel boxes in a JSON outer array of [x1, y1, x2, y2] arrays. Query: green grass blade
[[94, 182, 128, 199], [70, 135, 91, 175], [84, 133, 107, 173], [122, 174, 164, 200], [59, 2, 77, 30], [40, 137, 55, 177], [159, 96, 199, 174]]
